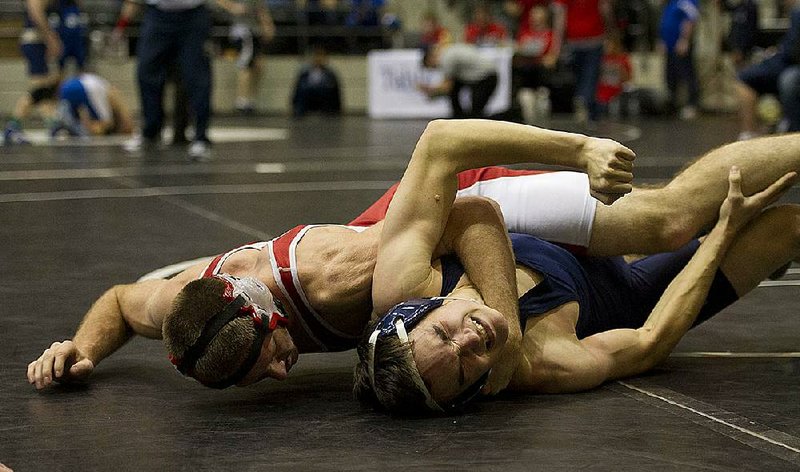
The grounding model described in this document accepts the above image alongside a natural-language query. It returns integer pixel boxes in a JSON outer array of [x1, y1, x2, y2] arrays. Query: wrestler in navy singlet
[[438, 233, 739, 338]]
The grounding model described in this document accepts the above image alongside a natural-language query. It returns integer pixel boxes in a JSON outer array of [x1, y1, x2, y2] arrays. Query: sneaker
[[3, 124, 31, 145], [680, 105, 698, 120], [517, 88, 536, 125], [188, 140, 211, 162], [123, 135, 160, 153], [737, 131, 760, 141], [573, 98, 589, 125]]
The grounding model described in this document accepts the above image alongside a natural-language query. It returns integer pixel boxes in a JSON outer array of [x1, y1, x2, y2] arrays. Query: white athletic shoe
[[123, 135, 160, 153], [188, 140, 212, 162], [680, 106, 698, 120]]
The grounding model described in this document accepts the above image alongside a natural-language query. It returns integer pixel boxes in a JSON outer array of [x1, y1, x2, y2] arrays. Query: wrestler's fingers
[[609, 156, 634, 172], [727, 166, 742, 198], [753, 171, 797, 207], [615, 144, 636, 161], [33, 355, 44, 389], [40, 347, 57, 386], [27, 360, 36, 384], [53, 347, 69, 379]]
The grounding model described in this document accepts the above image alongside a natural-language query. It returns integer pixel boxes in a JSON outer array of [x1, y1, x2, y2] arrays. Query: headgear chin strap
[[169, 275, 289, 389], [367, 297, 490, 413]]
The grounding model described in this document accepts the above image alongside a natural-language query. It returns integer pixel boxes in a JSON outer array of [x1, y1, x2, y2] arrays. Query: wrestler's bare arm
[[26, 266, 201, 390], [434, 197, 522, 393], [509, 168, 796, 394]]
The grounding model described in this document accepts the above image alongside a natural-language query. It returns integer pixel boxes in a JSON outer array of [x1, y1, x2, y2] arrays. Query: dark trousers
[[665, 48, 700, 108], [450, 73, 498, 118], [569, 43, 604, 120], [137, 5, 212, 142]]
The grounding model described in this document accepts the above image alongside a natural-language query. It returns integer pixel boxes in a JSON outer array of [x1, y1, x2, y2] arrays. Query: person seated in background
[[291, 46, 342, 118], [50, 72, 134, 138], [513, 4, 556, 124], [464, 3, 509, 47], [735, 0, 800, 139], [595, 31, 634, 118]]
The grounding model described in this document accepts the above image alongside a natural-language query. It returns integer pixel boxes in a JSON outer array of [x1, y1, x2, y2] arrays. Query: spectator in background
[[420, 10, 450, 47], [551, 0, 614, 123], [659, 0, 701, 120], [4, 0, 87, 145], [464, 2, 509, 47], [50, 72, 134, 138], [735, 1, 800, 139], [420, 41, 499, 118], [346, 0, 383, 26], [115, 0, 214, 161], [722, 0, 759, 69], [217, 0, 275, 115], [291, 46, 342, 118], [513, 4, 555, 123], [596, 31, 633, 117]]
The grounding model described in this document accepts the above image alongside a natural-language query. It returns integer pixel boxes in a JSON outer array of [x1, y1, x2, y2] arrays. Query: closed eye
[[432, 325, 465, 386]]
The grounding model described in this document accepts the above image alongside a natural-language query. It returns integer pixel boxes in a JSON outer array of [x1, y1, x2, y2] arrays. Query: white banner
[[367, 48, 512, 119]]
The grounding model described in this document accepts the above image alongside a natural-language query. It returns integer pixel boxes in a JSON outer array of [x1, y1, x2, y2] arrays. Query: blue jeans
[[569, 43, 604, 120], [137, 5, 212, 142], [779, 65, 800, 132]]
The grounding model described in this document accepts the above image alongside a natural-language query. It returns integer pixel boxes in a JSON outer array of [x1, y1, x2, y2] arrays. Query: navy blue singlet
[[439, 233, 738, 339]]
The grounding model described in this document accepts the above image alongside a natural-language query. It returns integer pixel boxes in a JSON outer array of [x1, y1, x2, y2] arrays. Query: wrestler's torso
[[212, 223, 383, 353]]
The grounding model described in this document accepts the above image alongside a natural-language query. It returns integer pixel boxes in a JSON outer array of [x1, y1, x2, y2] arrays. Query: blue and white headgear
[[367, 297, 490, 413]]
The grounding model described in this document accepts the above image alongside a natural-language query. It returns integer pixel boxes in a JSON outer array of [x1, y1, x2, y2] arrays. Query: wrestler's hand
[[718, 166, 797, 233], [581, 137, 636, 205], [27, 340, 94, 390], [482, 327, 522, 395]]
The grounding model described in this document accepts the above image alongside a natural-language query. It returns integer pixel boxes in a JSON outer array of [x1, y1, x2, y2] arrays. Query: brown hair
[[353, 319, 435, 416], [162, 278, 255, 386]]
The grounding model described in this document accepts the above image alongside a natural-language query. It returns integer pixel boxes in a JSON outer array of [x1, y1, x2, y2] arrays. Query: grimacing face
[[408, 299, 509, 402], [216, 274, 299, 386]]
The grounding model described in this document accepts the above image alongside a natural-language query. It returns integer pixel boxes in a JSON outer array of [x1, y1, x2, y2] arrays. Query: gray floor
[[2, 115, 800, 471]]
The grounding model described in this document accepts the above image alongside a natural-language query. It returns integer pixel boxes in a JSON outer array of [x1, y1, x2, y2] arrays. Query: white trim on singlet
[[198, 241, 269, 279], [266, 235, 325, 349]]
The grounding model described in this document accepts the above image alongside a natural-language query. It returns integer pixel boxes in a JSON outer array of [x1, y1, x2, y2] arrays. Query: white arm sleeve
[[455, 171, 596, 247]]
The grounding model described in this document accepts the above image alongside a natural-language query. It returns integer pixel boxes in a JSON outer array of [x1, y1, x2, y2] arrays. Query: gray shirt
[[440, 44, 497, 83]]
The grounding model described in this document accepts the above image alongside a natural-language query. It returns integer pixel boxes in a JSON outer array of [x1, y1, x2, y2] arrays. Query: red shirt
[[553, 0, 605, 40], [421, 26, 448, 46], [464, 22, 508, 45], [596, 53, 632, 103]]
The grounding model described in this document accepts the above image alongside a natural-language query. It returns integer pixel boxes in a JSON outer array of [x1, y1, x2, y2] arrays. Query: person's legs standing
[[449, 79, 467, 118], [471, 74, 498, 117], [136, 7, 173, 143], [677, 44, 700, 118], [176, 6, 212, 159], [778, 65, 800, 132], [572, 43, 603, 122]]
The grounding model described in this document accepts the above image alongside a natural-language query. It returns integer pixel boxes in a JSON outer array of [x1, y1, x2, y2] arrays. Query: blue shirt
[[659, 0, 700, 52]]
